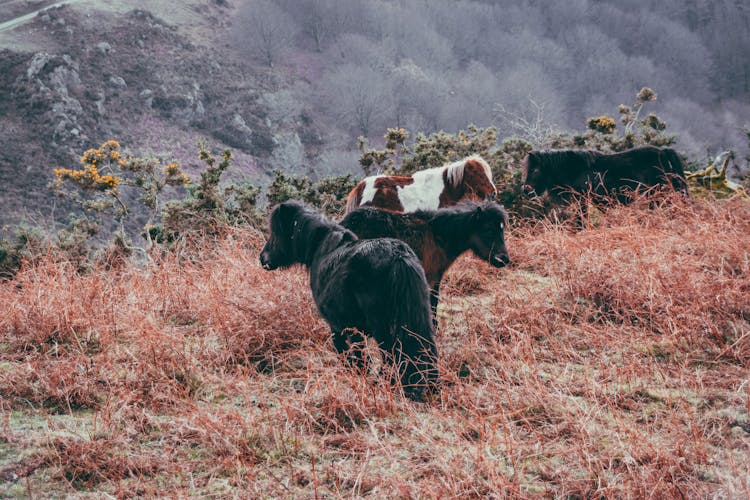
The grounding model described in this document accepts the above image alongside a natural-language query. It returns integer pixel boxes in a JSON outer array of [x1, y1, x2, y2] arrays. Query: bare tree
[[318, 63, 391, 138], [234, 0, 298, 67], [389, 60, 448, 133], [495, 98, 561, 147], [277, 0, 342, 52]]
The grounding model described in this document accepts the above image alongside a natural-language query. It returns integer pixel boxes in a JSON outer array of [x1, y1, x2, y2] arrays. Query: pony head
[[521, 151, 547, 196], [466, 201, 510, 268], [259, 200, 308, 270], [447, 155, 497, 202]]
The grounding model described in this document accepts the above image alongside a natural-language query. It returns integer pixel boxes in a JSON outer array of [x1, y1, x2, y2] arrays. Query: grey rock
[[61, 54, 79, 71], [48, 65, 81, 97], [96, 42, 112, 54], [109, 76, 127, 88], [272, 132, 304, 172], [95, 91, 106, 116], [232, 113, 253, 139], [140, 89, 153, 107], [26, 53, 51, 79]]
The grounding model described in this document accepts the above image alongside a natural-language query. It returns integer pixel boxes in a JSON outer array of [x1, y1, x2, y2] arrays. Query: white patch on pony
[[396, 168, 446, 212], [359, 176, 379, 206]]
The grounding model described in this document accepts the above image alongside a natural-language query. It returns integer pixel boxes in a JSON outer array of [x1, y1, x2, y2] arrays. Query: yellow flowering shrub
[[587, 116, 617, 135], [54, 164, 120, 192], [52, 140, 193, 251]]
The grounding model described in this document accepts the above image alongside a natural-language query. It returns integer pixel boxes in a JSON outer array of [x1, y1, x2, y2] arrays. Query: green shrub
[[266, 170, 356, 218], [0, 225, 47, 279], [159, 144, 264, 241]]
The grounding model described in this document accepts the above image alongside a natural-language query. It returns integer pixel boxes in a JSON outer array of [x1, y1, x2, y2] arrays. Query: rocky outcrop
[[151, 81, 205, 124], [271, 131, 304, 173], [13, 52, 87, 148]]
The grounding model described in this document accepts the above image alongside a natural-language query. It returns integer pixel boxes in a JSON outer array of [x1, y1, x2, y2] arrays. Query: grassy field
[[1, 196, 748, 497]]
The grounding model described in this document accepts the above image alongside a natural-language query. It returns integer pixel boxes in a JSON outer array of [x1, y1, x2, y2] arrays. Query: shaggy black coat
[[340, 201, 510, 322], [522, 145, 689, 203], [259, 200, 439, 401]]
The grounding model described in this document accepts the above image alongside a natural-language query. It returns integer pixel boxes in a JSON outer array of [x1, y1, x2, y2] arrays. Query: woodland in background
[[1, 4, 749, 495], [1, 0, 748, 234], [234, 0, 750, 162]]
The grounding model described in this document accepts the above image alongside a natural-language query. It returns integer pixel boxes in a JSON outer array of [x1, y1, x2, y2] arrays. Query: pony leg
[[574, 194, 589, 229], [374, 335, 438, 401], [394, 333, 441, 402], [430, 283, 441, 331]]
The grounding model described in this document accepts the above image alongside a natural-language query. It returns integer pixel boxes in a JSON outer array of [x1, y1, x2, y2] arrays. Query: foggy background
[[0, 0, 748, 227], [232, 0, 750, 174]]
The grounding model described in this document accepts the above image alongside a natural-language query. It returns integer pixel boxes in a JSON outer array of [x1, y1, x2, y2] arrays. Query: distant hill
[[0, 1, 316, 227], [1, 0, 748, 228]]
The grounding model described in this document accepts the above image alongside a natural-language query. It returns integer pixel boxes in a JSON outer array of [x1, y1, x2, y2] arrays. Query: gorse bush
[[570, 87, 676, 152], [587, 116, 617, 134], [0, 225, 45, 279], [359, 125, 502, 177], [0, 86, 734, 275], [356, 125, 537, 211], [158, 144, 264, 241], [266, 170, 357, 217], [351, 88, 683, 221], [52, 140, 192, 254], [40, 138, 357, 270]]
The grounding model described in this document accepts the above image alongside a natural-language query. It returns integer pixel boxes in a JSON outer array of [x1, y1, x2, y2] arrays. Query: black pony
[[340, 201, 510, 323], [259, 200, 439, 401], [522, 145, 689, 205]]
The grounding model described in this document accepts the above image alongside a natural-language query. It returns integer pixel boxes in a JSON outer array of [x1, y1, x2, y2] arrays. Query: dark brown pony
[[522, 145, 689, 205], [345, 155, 496, 213], [340, 201, 510, 324], [259, 201, 439, 401]]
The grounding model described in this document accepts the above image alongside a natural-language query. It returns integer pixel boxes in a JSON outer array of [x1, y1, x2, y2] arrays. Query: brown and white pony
[[345, 155, 496, 213]]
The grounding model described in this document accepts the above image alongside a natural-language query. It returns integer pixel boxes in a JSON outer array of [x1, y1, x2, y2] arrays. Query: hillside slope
[[0, 197, 748, 496], [0, 0, 317, 227]]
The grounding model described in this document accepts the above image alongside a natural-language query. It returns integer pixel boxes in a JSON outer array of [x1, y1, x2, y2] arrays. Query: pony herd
[[259, 146, 689, 401]]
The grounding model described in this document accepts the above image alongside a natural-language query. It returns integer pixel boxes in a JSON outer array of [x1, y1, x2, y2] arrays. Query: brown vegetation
[[1, 196, 748, 496]]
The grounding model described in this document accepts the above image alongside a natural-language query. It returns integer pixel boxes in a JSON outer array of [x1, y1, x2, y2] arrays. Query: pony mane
[[417, 200, 508, 229], [272, 200, 356, 266], [445, 155, 492, 189], [543, 150, 600, 174]]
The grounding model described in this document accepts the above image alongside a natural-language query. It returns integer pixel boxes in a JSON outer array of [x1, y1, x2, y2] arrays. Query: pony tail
[[387, 258, 440, 400], [663, 149, 689, 194]]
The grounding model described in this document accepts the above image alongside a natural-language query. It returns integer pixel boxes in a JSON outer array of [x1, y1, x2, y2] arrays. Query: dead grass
[[1, 198, 749, 497]]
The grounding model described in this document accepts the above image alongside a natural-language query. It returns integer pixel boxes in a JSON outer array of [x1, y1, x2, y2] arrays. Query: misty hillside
[[1, 0, 749, 228]]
